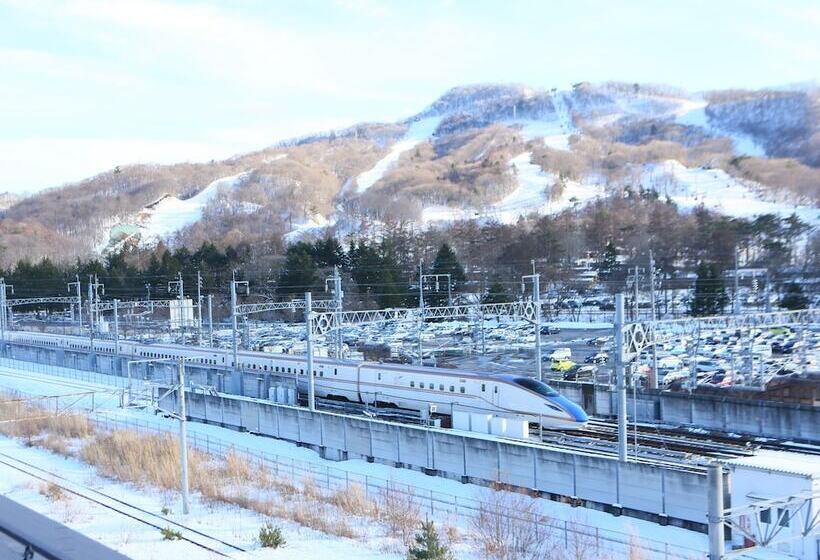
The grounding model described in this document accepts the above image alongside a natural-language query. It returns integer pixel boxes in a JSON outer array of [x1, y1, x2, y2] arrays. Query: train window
[[334, 368, 337, 375], [377, 373, 381, 381], [481, 384, 486, 392], [513, 377, 559, 397], [410, 381, 415, 388], [319, 371, 323, 377], [419, 383, 425, 389], [460, 387, 465, 394], [449, 386, 454, 392], [494, 386, 498, 394], [439, 384, 444, 391]]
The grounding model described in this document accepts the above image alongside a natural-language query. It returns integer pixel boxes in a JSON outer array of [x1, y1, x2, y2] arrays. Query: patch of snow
[[676, 100, 766, 157], [138, 172, 250, 244], [421, 152, 604, 225], [283, 213, 334, 243], [262, 153, 288, 164], [509, 93, 575, 151], [355, 117, 441, 194], [640, 160, 819, 226]]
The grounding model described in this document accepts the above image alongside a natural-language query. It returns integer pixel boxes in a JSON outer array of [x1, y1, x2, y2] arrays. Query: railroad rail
[[540, 419, 820, 460], [0, 451, 245, 557]]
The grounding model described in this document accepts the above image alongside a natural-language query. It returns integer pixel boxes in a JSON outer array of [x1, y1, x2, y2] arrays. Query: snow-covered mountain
[[1, 81, 817, 264]]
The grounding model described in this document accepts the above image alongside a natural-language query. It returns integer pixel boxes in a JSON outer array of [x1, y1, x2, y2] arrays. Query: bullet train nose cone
[[554, 395, 589, 423]]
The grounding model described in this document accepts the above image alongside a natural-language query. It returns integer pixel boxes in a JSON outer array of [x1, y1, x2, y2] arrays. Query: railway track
[[0, 366, 121, 395], [0, 451, 246, 557], [540, 419, 820, 460]]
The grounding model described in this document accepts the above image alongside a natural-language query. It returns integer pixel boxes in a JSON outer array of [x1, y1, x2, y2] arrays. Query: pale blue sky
[[1, 0, 818, 194]]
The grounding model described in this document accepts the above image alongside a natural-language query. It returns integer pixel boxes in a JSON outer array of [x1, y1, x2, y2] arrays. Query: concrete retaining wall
[[158, 387, 710, 528], [549, 380, 820, 442]]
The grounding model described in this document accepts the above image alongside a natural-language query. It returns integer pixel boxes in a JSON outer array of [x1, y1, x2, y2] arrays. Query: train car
[[2, 330, 588, 429]]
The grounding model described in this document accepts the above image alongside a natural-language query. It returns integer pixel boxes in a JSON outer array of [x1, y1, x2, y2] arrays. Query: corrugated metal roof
[[727, 450, 820, 477]]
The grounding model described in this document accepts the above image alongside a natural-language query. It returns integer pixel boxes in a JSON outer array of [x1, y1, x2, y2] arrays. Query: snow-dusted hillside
[[420, 152, 605, 225], [640, 160, 819, 225], [355, 117, 441, 193], [101, 172, 250, 251], [3, 80, 817, 261]]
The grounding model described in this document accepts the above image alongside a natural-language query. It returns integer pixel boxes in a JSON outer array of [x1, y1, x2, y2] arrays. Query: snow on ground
[[0, 436, 395, 560], [421, 152, 605, 225], [675, 100, 766, 157], [727, 449, 820, 477], [0, 362, 713, 558], [510, 92, 575, 151], [283, 213, 333, 243], [355, 117, 441, 194], [640, 160, 819, 225], [262, 153, 288, 164], [138, 172, 250, 243]]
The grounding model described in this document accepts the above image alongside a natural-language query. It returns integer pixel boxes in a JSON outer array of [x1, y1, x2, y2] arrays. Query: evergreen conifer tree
[[406, 520, 452, 560]]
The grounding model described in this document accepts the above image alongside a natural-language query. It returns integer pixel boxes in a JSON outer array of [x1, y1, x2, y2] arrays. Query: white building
[[727, 450, 819, 559]]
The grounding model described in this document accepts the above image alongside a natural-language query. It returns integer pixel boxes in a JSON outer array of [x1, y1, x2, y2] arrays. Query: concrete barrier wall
[[549, 379, 820, 443], [2, 340, 714, 527], [159, 387, 709, 527]]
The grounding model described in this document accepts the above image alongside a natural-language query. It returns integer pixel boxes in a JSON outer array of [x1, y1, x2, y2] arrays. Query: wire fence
[[0, 355, 707, 559]]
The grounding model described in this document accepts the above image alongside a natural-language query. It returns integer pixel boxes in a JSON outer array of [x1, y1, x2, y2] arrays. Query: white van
[[549, 348, 571, 361]]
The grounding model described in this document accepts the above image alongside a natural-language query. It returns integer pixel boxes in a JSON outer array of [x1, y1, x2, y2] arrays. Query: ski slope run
[[137, 171, 250, 243], [422, 152, 604, 224], [640, 160, 819, 225], [355, 117, 441, 194]]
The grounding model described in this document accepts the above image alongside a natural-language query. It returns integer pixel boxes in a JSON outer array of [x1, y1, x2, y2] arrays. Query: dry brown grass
[[377, 485, 421, 544], [39, 481, 66, 502], [331, 482, 378, 517], [79, 430, 209, 491], [0, 397, 94, 441]]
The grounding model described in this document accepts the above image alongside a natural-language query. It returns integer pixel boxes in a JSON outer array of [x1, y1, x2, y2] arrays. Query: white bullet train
[[3, 330, 589, 429]]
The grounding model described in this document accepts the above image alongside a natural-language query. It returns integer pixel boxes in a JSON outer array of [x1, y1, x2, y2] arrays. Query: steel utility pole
[[113, 299, 120, 352], [419, 269, 453, 366], [633, 266, 640, 322], [87, 276, 94, 339], [207, 294, 214, 347], [168, 273, 185, 345], [145, 283, 151, 302], [649, 251, 658, 390], [177, 357, 190, 515], [614, 294, 628, 462], [417, 259, 424, 366], [707, 463, 724, 560], [0, 279, 13, 343], [196, 270, 203, 346], [68, 276, 82, 333], [305, 292, 316, 411], [522, 268, 542, 381], [87, 275, 104, 341], [230, 272, 249, 371], [325, 267, 344, 358], [733, 246, 740, 315]]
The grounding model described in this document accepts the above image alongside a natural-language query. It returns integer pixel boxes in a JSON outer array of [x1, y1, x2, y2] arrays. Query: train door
[[491, 382, 501, 408], [581, 383, 595, 414]]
